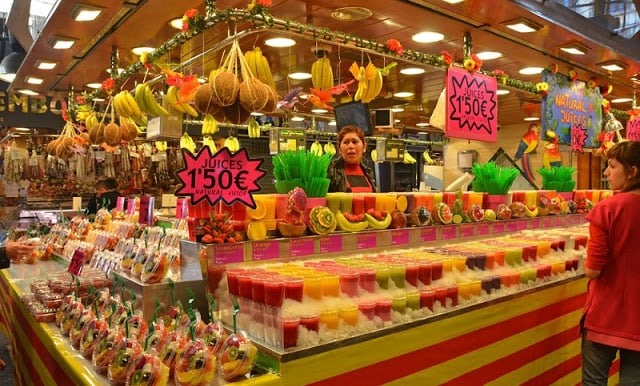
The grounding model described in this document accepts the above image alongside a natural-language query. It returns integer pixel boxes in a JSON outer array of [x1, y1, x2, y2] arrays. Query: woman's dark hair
[[606, 141, 640, 191], [337, 125, 366, 146], [103, 178, 118, 191]]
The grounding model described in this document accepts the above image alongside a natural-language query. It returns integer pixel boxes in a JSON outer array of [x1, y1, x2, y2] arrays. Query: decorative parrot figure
[[513, 123, 539, 181], [543, 130, 562, 169]]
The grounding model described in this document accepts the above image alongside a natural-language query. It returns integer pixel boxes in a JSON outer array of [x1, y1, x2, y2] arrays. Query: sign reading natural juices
[[445, 66, 498, 142], [541, 70, 603, 147], [175, 147, 266, 208], [626, 114, 640, 141]]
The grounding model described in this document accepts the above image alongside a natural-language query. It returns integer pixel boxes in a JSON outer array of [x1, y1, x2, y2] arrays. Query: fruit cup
[[263, 278, 285, 308], [419, 290, 435, 311], [303, 275, 324, 300], [284, 277, 304, 302], [406, 291, 420, 310], [280, 317, 300, 349], [319, 309, 339, 329], [339, 271, 360, 297], [299, 313, 320, 332], [358, 301, 376, 320], [339, 305, 360, 326], [375, 299, 393, 322], [358, 268, 377, 293]]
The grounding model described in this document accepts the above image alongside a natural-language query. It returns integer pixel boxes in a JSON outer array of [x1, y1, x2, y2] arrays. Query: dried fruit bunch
[[200, 212, 245, 244]]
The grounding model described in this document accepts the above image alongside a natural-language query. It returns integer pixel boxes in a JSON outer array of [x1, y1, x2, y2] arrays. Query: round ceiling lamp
[[0, 52, 26, 83]]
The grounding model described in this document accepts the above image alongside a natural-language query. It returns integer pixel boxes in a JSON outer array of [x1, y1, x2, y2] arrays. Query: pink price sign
[[319, 234, 343, 253], [627, 116, 640, 141], [420, 227, 436, 242], [213, 243, 245, 265], [290, 238, 315, 257], [175, 147, 266, 208], [440, 225, 458, 240], [356, 233, 377, 249], [252, 241, 281, 261], [446, 66, 498, 142], [476, 224, 490, 236], [391, 229, 409, 245], [460, 224, 475, 238]]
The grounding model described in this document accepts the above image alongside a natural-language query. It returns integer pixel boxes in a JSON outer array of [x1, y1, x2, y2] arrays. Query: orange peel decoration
[[440, 51, 453, 66], [162, 69, 199, 102], [548, 63, 559, 74], [535, 82, 549, 96], [599, 84, 613, 96], [568, 69, 578, 81], [602, 99, 610, 113], [308, 88, 334, 110], [587, 77, 598, 89], [463, 54, 483, 72]]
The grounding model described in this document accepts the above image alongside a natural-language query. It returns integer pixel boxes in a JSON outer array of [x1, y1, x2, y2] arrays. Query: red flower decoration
[[548, 63, 558, 74], [182, 9, 198, 32], [257, 0, 272, 6], [76, 95, 85, 105], [602, 99, 610, 113], [185, 8, 198, 18], [440, 51, 453, 66], [386, 39, 404, 55], [101, 78, 115, 93]]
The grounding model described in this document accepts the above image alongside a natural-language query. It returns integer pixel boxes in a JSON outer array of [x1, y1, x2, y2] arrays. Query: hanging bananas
[[85, 112, 100, 131], [311, 55, 334, 90], [203, 136, 217, 152], [180, 133, 196, 154], [349, 62, 378, 103], [154, 141, 168, 152], [166, 85, 199, 117], [244, 47, 276, 89], [247, 117, 261, 138], [403, 152, 417, 164], [323, 142, 336, 155], [201, 114, 219, 135], [135, 83, 169, 117], [113, 89, 146, 125], [310, 141, 324, 156], [223, 136, 240, 153], [423, 149, 437, 165]]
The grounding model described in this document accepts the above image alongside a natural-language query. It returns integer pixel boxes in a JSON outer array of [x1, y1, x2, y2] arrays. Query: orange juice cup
[[322, 274, 340, 297], [339, 306, 360, 326], [406, 291, 420, 310], [319, 309, 339, 329], [303, 276, 324, 300]]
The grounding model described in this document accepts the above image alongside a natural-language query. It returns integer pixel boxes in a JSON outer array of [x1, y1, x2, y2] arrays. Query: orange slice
[[246, 200, 266, 220]]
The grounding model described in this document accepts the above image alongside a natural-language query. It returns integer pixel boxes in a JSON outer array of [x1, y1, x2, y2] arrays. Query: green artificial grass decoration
[[471, 161, 519, 195], [536, 166, 576, 192]]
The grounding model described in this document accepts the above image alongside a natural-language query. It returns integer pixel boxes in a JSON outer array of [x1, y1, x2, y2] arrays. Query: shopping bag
[[429, 88, 446, 131]]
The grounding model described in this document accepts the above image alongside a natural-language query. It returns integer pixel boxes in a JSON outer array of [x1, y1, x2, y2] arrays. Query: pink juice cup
[[284, 277, 304, 302], [405, 264, 419, 287], [447, 286, 459, 307], [363, 194, 377, 212], [358, 268, 377, 293], [434, 287, 448, 307], [358, 301, 376, 320], [339, 271, 360, 297], [281, 317, 300, 349], [237, 274, 253, 300], [226, 269, 246, 297], [352, 195, 365, 215], [264, 279, 285, 308], [299, 314, 320, 332], [418, 263, 432, 286], [251, 277, 266, 305], [419, 290, 435, 311], [431, 261, 444, 281], [375, 299, 393, 322]]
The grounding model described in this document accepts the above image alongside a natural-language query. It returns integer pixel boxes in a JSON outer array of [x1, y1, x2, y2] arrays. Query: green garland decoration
[[83, 3, 631, 121]]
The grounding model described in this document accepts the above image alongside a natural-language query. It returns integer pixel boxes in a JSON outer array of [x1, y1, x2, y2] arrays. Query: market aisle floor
[[0, 333, 14, 386]]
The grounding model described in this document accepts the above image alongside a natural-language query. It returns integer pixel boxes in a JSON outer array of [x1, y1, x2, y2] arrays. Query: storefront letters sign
[[445, 66, 498, 142], [175, 147, 266, 208], [541, 71, 602, 147], [0, 89, 66, 128], [626, 116, 640, 141]]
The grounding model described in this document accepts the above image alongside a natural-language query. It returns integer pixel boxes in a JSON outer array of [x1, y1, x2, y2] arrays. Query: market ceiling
[[6, 0, 640, 130]]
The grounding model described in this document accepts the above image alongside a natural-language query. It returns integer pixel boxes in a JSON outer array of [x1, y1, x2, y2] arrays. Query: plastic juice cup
[[226, 269, 246, 297], [339, 271, 360, 297], [322, 274, 340, 297], [552, 262, 566, 275], [537, 241, 551, 256], [319, 310, 339, 329], [389, 265, 406, 288], [493, 251, 505, 267], [418, 263, 432, 286], [375, 299, 393, 321], [363, 194, 377, 213], [299, 314, 320, 332], [430, 261, 444, 281], [251, 277, 266, 304], [509, 272, 521, 286], [485, 253, 496, 270], [359, 268, 377, 293], [352, 194, 366, 215], [481, 278, 494, 294], [405, 264, 419, 287], [237, 274, 253, 300], [453, 257, 467, 272], [469, 280, 482, 297], [434, 287, 448, 307], [303, 276, 324, 300], [524, 190, 538, 209], [419, 290, 435, 310], [443, 191, 456, 206], [339, 306, 360, 326], [275, 194, 289, 220], [281, 317, 300, 349], [375, 267, 390, 290], [442, 259, 453, 272], [447, 286, 459, 307], [339, 193, 353, 213], [263, 279, 285, 308], [325, 193, 342, 214], [432, 192, 443, 205], [391, 295, 407, 314], [504, 248, 522, 266], [358, 301, 376, 320], [406, 291, 420, 310], [458, 282, 472, 299], [284, 277, 304, 302], [405, 193, 416, 213], [256, 194, 276, 220]]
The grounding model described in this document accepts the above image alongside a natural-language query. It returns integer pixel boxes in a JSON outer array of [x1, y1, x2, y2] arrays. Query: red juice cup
[[251, 277, 266, 305], [226, 269, 246, 297], [299, 314, 320, 332], [363, 194, 377, 212], [275, 194, 288, 220], [419, 289, 435, 310], [418, 262, 432, 286], [358, 268, 377, 293], [434, 287, 448, 307], [264, 279, 285, 308], [375, 298, 393, 322], [405, 264, 419, 287], [431, 261, 444, 281], [447, 285, 459, 307], [284, 277, 304, 302], [358, 301, 376, 320], [237, 274, 253, 300], [352, 194, 365, 215], [339, 271, 360, 297], [281, 317, 300, 349]]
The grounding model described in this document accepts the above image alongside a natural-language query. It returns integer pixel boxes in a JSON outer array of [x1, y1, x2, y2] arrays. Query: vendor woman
[[328, 125, 377, 193]]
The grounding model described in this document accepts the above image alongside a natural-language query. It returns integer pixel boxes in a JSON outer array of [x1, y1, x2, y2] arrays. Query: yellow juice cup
[[322, 274, 340, 297], [469, 280, 482, 297], [319, 309, 339, 329], [452, 257, 467, 272], [375, 267, 390, 289], [325, 193, 342, 213], [339, 193, 353, 213], [391, 295, 407, 314], [524, 190, 537, 209], [339, 306, 360, 326], [458, 282, 472, 299], [537, 241, 551, 256], [304, 275, 324, 300], [406, 291, 420, 310]]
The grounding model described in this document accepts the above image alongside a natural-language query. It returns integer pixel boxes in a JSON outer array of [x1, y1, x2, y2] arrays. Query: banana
[[371, 149, 382, 163], [135, 84, 150, 114], [180, 133, 196, 154], [247, 117, 260, 138], [403, 152, 416, 164], [141, 84, 169, 117], [323, 142, 336, 155], [201, 114, 218, 135], [155, 141, 168, 152], [336, 212, 369, 232], [310, 141, 323, 156], [223, 136, 240, 153], [364, 212, 392, 230], [311, 56, 333, 90], [361, 68, 382, 103], [256, 48, 275, 89], [85, 112, 99, 131], [244, 49, 258, 78], [166, 86, 198, 117], [423, 149, 436, 165], [203, 136, 216, 152]]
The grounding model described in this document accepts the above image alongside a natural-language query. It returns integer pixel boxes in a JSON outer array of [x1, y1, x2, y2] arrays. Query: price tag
[[138, 196, 155, 225], [553, 216, 565, 227], [175, 147, 266, 208], [517, 219, 528, 231], [541, 217, 552, 228], [356, 232, 377, 249], [530, 218, 541, 229], [440, 225, 458, 240], [290, 238, 315, 257], [68, 249, 86, 276], [214, 243, 245, 265], [319, 234, 343, 253], [460, 224, 475, 238], [391, 229, 409, 245], [492, 222, 506, 235], [252, 241, 281, 261], [420, 227, 436, 242], [506, 221, 519, 232], [476, 223, 490, 236]]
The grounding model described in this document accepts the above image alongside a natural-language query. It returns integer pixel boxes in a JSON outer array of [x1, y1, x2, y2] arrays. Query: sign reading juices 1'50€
[[175, 147, 267, 209], [446, 66, 498, 142]]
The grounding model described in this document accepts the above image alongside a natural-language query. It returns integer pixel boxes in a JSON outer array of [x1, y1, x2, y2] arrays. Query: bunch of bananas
[[201, 114, 219, 135], [223, 136, 240, 153], [311, 55, 333, 90], [155, 141, 168, 152], [323, 142, 336, 155], [113, 90, 146, 125], [247, 117, 261, 138], [244, 47, 275, 89], [310, 141, 324, 156], [423, 149, 437, 165], [203, 136, 217, 152], [180, 132, 196, 154], [135, 83, 169, 117], [85, 112, 100, 131], [403, 152, 417, 164], [119, 116, 144, 137], [371, 149, 381, 163], [73, 104, 94, 123], [166, 86, 199, 117], [350, 62, 381, 103]]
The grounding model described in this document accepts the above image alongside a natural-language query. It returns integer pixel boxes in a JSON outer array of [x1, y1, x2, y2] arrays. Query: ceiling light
[[496, 89, 510, 96], [416, 122, 429, 127], [598, 60, 627, 72], [393, 91, 414, 98], [288, 72, 312, 80], [524, 117, 540, 121], [18, 89, 38, 96], [131, 46, 155, 55], [106, 67, 125, 75], [13, 127, 31, 132], [442, 0, 464, 3], [50, 37, 76, 50], [559, 42, 590, 55], [504, 18, 543, 33], [250, 112, 264, 116], [400, 67, 425, 75], [412, 31, 444, 43], [311, 108, 329, 114], [611, 97, 633, 103], [390, 107, 405, 113], [265, 38, 296, 48], [518, 66, 544, 75], [169, 18, 183, 30], [631, 73, 640, 83], [87, 82, 102, 89], [328, 120, 336, 126], [26, 76, 43, 85], [35, 60, 57, 70], [291, 116, 305, 122], [476, 51, 502, 60], [330, 7, 373, 21], [0, 52, 25, 83], [71, 4, 103, 22]]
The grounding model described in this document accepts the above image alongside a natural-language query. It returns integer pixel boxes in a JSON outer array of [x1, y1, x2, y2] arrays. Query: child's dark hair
[[606, 141, 640, 191]]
